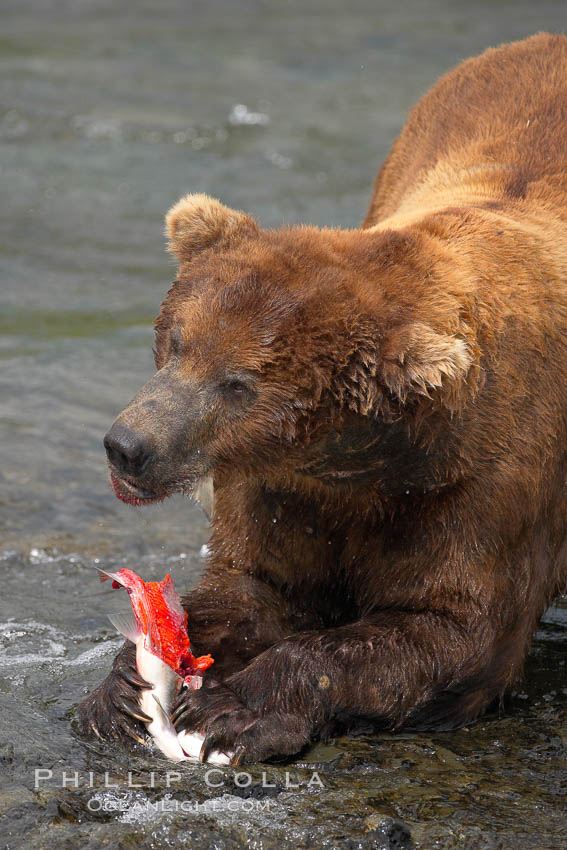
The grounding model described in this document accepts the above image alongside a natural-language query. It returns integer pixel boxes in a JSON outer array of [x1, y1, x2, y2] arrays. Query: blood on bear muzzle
[[109, 472, 167, 506]]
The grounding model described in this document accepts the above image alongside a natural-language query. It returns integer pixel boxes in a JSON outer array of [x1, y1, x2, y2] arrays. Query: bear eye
[[219, 375, 256, 399], [223, 378, 248, 394]]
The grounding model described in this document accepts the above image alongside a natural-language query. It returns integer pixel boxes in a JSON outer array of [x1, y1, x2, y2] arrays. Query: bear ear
[[165, 193, 258, 261], [381, 322, 472, 406]]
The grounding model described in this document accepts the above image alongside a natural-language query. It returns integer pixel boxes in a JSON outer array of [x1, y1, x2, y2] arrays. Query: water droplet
[[228, 104, 270, 126], [265, 149, 292, 169]]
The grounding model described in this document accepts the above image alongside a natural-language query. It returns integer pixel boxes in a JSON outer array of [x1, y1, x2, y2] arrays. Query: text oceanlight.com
[[86, 794, 279, 814]]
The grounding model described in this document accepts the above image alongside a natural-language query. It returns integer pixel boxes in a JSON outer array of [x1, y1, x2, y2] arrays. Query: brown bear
[[78, 32, 567, 765]]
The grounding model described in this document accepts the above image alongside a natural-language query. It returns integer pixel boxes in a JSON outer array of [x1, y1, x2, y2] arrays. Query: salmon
[[99, 567, 230, 764]]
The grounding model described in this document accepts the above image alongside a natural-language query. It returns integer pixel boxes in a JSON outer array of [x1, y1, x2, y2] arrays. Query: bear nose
[[103, 423, 153, 477]]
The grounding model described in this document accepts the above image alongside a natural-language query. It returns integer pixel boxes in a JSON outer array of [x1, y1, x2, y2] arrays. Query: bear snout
[[103, 368, 215, 504], [104, 423, 154, 479]]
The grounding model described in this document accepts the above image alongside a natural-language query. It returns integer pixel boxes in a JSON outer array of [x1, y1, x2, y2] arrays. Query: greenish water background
[[1, 2, 566, 848]]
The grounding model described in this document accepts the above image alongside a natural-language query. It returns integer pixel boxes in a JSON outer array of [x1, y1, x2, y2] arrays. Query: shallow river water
[[1, 1, 566, 848]]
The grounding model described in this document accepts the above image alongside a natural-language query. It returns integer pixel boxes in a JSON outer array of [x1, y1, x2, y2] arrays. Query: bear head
[[103, 194, 476, 512]]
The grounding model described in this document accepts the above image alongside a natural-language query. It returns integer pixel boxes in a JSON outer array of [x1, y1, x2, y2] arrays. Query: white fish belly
[[177, 729, 231, 765], [136, 641, 186, 761], [135, 640, 233, 765]]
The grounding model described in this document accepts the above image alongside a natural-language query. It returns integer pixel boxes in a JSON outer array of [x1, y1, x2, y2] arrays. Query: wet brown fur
[[78, 34, 567, 761]]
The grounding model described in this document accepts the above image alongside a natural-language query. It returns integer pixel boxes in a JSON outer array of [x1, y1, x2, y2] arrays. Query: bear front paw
[[171, 679, 311, 764], [76, 641, 153, 745], [227, 712, 313, 764]]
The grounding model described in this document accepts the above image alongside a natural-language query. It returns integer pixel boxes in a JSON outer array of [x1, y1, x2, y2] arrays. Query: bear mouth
[[109, 473, 168, 506]]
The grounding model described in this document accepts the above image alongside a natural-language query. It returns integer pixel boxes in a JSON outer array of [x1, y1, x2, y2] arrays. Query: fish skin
[[98, 568, 213, 678]]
